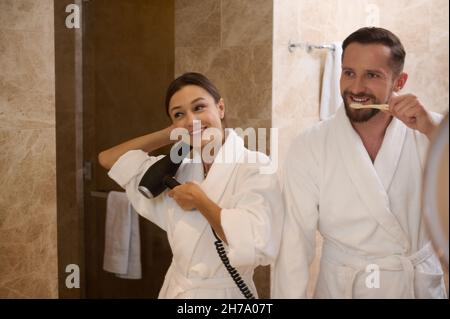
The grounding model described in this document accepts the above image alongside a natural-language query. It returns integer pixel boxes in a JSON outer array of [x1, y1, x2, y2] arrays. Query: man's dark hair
[[342, 27, 406, 75]]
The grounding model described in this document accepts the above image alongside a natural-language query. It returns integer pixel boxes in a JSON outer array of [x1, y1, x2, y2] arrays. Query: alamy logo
[[365, 3, 380, 27], [65, 4, 80, 29], [365, 264, 380, 289], [65, 264, 80, 289], [168, 121, 279, 174]]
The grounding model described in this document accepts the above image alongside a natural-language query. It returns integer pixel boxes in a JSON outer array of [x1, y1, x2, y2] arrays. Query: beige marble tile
[[0, 273, 58, 298], [404, 52, 449, 114], [0, 129, 56, 228], [176, 45, 272, 123], [0, 0, 53, 33], [429, 0, 449, 49], [273, 0, 302, 47], [221, 0, 272, 47], [175, 0, 220, 47], [0, 30, 55, 129], [0, 128, 57, 298], [297, 0, 341, 43], [379, 0, 431, 54], [273, 45, 322, 128], [175, 46, 222, 77], [215, 46, 272, 121]]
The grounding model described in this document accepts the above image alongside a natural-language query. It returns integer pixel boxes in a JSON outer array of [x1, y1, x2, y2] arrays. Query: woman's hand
[[168, 181, 228, 243], [168, 181, 206, 211]]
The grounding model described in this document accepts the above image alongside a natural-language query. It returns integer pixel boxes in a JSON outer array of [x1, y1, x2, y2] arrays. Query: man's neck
[[351, 112, 393, 162]]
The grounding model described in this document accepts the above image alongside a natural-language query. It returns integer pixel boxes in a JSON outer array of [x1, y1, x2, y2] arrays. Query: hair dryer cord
[[211, 227, 255, 299]]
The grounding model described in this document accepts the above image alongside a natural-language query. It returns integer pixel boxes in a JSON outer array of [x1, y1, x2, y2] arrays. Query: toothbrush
[[350, 103, 389, 111]]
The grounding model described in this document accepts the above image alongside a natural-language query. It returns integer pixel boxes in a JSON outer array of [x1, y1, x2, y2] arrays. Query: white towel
[[103, 191, 142, 279], [320, 42, 343, 120]]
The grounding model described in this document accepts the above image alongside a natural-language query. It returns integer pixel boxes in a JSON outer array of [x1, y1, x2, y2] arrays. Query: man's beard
[[342, 91, 382, 123]]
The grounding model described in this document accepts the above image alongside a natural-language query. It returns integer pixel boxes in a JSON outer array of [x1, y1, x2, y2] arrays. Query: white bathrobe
[[272, 106, 447, 299], [108, 129, 283, 298]]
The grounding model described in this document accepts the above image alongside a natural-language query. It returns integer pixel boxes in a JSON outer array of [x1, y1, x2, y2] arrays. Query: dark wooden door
[[82, 0, 174, 298]]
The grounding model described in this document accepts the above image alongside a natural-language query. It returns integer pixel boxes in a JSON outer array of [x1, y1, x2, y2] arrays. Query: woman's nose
[[184, 111, 198, 126]]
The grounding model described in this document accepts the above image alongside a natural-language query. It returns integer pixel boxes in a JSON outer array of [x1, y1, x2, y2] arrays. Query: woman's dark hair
[[342, 27, 406, 75], [165, 72, 222, 116]]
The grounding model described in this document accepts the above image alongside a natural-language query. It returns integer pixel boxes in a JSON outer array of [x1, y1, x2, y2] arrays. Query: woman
[[98, 72, 283, 298]]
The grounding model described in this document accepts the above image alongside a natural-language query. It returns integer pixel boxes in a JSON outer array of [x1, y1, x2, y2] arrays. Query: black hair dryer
[[138, 142, 191, 198]]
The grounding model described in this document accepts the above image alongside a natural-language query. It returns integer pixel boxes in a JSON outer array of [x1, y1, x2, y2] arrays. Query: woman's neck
[[199, 129, 227, 175]]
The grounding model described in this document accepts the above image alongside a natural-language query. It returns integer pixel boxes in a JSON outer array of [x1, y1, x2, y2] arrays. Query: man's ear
[[394, 72, 408, 92]]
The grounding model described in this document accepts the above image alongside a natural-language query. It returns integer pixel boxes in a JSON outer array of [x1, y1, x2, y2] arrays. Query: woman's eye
[[194, 105, 205, 111], [173, 112, 183, 119]]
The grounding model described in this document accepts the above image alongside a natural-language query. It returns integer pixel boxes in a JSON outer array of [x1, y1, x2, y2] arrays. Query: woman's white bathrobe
[[272, 106, 447, 299], [108, 129, 283, 298]]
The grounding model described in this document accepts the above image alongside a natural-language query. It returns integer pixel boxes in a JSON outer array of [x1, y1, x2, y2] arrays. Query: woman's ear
[[394, 72, 408, 92], [217, 98, 225, 119]]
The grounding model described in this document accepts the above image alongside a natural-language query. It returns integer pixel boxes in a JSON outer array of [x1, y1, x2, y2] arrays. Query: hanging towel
[[320, 42, 343, 120], [103, 191, 142, 279]]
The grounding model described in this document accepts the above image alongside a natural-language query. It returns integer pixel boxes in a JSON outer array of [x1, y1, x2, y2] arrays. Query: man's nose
[[349, 76, 367, 94]]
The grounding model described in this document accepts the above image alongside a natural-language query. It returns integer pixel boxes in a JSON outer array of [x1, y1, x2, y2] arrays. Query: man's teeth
[[351, 97, 370, 103]]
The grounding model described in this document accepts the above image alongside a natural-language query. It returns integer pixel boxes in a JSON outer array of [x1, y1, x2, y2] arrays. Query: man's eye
[[343, 70, 354, 77], [367, 73, 379, 79]]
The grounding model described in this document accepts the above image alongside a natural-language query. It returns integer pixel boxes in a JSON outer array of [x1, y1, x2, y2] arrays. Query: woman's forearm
[[98, 126, 173, 170], [196, 195, 228, 244]]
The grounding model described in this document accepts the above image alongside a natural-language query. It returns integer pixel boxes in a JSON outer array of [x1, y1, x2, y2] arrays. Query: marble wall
[[0, 0, 58, 298], [175, 0, 273, 298], [175, 0, 273, 136], [273, 0, 449, 297]]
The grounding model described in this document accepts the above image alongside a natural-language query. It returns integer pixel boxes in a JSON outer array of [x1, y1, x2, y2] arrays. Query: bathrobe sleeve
[[271, 133, 320, 298], [108, 150, 169, 231], [220, 159, 284, 269], [415, 112, 444, 165]]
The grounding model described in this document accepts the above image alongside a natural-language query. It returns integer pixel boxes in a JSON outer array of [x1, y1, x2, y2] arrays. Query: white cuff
[[221, 208, 255, 267], [108, 150, 150, 188]]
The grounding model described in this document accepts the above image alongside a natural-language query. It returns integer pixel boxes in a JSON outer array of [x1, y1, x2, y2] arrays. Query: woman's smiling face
[[168, 85, 225, 146]]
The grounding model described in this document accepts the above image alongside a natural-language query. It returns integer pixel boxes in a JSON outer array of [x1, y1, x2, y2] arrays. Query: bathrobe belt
[[167, 264, 254, 297], [322, 240, 435, 298]]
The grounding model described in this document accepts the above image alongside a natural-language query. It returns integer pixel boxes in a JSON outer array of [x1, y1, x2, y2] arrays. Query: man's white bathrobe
[[272, 107, 447, 299], [108, 129, 283, 298]]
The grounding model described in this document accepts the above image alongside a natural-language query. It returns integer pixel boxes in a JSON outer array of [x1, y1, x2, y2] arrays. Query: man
[[272, 27, 447, 298]]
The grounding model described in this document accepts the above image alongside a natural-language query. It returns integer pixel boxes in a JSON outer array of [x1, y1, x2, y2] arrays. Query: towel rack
[[90, 190, 126, 199], [288, 40, 335, 53], [90, 191, 110, 199]]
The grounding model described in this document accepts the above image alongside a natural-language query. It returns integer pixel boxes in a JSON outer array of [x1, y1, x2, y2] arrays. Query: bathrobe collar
[[171, 129, 246, 275], [334, 106, 410, 251]]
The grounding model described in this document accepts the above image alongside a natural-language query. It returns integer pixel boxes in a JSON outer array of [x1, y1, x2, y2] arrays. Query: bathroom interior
[[0, 0, 448, 298]]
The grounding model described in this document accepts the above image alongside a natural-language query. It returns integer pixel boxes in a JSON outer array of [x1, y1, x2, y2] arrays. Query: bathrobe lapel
[[334, 107, 410, 250], [373, 116, 407, 192], [171, 129, 246, 275]]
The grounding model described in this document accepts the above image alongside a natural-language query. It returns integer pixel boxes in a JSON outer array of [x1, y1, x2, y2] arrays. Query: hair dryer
[[138, 142, 191, 198]]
